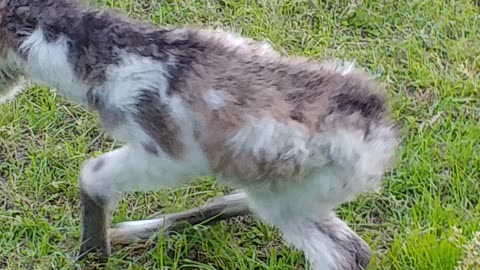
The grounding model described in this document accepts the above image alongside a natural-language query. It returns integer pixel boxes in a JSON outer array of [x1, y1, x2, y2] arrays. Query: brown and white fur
[[0, 1, 399, 269]]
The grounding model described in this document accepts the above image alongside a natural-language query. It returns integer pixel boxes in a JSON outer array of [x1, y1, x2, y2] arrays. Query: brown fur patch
[[156, 30, 392, 182], [133, 89, 184, 160]]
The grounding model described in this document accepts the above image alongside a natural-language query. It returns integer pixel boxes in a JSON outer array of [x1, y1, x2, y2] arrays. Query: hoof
[[77, 238, 111, 263]]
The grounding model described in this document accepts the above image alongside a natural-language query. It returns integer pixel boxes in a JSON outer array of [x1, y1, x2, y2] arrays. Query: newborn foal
[[0, 1, 398, 269]]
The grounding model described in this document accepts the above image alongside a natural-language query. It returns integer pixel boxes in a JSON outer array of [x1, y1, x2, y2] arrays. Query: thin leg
[[109, 191, 250, 245], [78, 187, 110, 260]]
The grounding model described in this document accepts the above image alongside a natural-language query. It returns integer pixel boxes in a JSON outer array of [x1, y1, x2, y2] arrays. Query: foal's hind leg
[[245, 181, 371, 270]]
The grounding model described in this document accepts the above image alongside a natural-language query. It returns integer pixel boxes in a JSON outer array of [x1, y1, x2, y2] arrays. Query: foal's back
[[160, 29, 397, 189]]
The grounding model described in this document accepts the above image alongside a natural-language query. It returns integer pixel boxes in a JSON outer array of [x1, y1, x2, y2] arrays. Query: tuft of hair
[[0, 77, 28, 104], [0, 40, 26, 103]]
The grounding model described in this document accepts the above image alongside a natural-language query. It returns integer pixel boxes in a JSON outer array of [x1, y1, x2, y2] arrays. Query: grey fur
[[141, 141, 159, 156], [99, 106, 127, 131], [2, 0, 201, 85], [92, 157, 105, 172]]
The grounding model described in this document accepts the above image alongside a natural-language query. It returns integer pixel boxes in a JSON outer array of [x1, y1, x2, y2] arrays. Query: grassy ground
[[1, 0, 479, 269]]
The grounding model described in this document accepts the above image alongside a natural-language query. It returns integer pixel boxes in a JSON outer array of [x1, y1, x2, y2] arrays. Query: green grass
[[1, 0, 479, 269]]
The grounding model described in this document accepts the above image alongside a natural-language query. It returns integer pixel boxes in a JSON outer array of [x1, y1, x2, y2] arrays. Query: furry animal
[[0, 1, 399, 269]]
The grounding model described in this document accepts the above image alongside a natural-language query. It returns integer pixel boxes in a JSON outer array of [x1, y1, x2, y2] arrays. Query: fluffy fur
[[0, 1, 399, 269]]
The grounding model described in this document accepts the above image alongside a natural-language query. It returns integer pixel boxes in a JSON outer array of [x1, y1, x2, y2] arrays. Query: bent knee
[[79, 157, 117, 199]]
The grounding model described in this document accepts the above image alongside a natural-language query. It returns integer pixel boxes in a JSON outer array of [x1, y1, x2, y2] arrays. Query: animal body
[[0, 1, 399, 269]]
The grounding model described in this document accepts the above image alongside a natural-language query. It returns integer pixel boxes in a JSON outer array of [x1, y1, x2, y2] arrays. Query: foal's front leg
[[76, 141, 203, 260], [77, 145, 148, 260], [77, 146, 131, 260], [79, 184, 111, 259]]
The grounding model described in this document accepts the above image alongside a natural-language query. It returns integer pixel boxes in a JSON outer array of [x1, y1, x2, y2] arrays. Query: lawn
[[1, 0, 479, 269]]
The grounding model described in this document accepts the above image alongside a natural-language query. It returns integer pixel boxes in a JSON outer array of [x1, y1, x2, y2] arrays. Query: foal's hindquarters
[[78, 116, 396, 270]]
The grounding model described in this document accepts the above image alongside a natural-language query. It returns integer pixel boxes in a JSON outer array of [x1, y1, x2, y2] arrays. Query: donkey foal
[[0, 1, 399, 269]]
